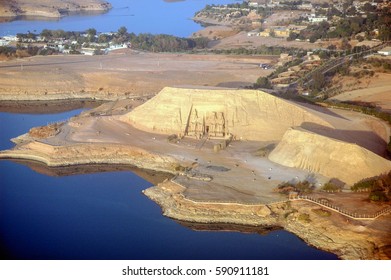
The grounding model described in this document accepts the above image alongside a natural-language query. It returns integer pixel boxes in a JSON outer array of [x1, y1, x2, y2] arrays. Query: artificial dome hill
[[120, 87, 332, 142], [121, 86, 391, 185]]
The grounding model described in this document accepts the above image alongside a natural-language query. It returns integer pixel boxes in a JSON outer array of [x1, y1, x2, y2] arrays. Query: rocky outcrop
[[0, 0, 112, 18], [144, 180, 391, 260], [0, 141, 178, 174], [269, 128, 391, 185]]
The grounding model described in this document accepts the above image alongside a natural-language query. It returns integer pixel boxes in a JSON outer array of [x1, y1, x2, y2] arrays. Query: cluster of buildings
[[248, 25, 307, 39], [0, 35, 18, 46], [0, 32, 130, 56], [245, 0, 390, 40]]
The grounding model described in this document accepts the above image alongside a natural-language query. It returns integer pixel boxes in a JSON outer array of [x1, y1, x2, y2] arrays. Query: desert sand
[[331, 73, 391, 113], [0, 50, 275, 101]]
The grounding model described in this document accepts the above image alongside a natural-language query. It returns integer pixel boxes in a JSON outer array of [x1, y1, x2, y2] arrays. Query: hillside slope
[[269, 128, 391, 185]]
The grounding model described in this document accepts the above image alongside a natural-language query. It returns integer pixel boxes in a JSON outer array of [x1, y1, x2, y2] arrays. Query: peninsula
[[1, 0, 391, 260], [1, 87, 391, 260], [0, 0, 111, 19]]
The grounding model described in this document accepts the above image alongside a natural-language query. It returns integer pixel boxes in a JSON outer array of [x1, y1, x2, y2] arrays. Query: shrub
[[298, 213, 311, 223], [369, 190, 389, 202], [321, 181, 341, 192], [351, 179, 374, 192], [311, 208, 331, 217]]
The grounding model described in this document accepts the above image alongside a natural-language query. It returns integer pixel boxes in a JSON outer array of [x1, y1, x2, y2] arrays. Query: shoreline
[[0, 1, 112, 19], [1, 142, 387, 259]]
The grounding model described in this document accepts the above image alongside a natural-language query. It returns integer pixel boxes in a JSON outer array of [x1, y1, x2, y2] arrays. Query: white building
[[378, 47, 391, 56], [2, 35, 18, 41], [0, 39, 10, 46], [308, 16, 328, 23], [81, 48, 96, 56]]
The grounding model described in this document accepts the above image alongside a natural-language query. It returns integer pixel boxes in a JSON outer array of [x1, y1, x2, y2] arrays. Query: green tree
[[118, 26, 128, 36], [255, 77, 272, 89], [86, 28, 97, 42], [310, 71, 326, 93], [40, 29, 52, 39]]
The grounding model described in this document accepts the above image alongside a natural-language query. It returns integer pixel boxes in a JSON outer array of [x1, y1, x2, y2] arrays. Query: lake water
[[0, 0, 338, 260], [0, 0, 237, 37]]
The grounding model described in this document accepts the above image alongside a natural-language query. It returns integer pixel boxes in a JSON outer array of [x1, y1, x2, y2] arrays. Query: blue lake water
[[0, 0, 338, 260], [0, 0, 237, 37]]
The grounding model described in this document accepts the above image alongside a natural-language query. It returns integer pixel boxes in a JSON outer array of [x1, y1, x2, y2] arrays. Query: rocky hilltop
[[0, 0, 111, 18]]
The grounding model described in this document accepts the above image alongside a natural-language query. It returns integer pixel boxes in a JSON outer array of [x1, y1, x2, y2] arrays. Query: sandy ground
[[23, 95, 387, 204], [295, 102, 390, 156], [39, 113, 322, 204], [0, 50, 275, 99], [331, 72, 391, 113], [209, 31, 317, 50]]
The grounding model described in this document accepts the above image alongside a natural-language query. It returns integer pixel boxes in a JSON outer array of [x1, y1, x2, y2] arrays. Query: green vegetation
[[125, 33, 210, 52], [321, 181, 341, 192], [323, 100, 391, 126], [351, 172, 391, 202], [276, 180, 314, 195], [388, 136, 391, 155], [7, 26, 212, 60], [369, 191, 389, 202], [0, 46, 16, 58], [289, 2, 391, 42], [212, 46, 301, 56], [311, 208, 331, 217], [254, 77, 272, 89], [367, 58, 391, 73], [298, 213, 311, 223], [308, 70, 326, 94], [284, 209, 298, 219]]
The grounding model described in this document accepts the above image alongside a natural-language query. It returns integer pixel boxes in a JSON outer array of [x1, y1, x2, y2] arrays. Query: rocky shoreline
[[1, 136, 390, 260], [0, 0, 111, 19], [144, 180, 390, 260], [0, 140, 178, 175]]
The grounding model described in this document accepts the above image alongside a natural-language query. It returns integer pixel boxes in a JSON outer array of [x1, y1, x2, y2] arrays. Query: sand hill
[[269, 128, 391, 185], [120, 87, 332, 141]]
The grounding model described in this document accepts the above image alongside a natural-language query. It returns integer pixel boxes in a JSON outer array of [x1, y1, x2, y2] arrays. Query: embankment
[[0, 141, 178, 174], [144, 180, 391, 260]]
